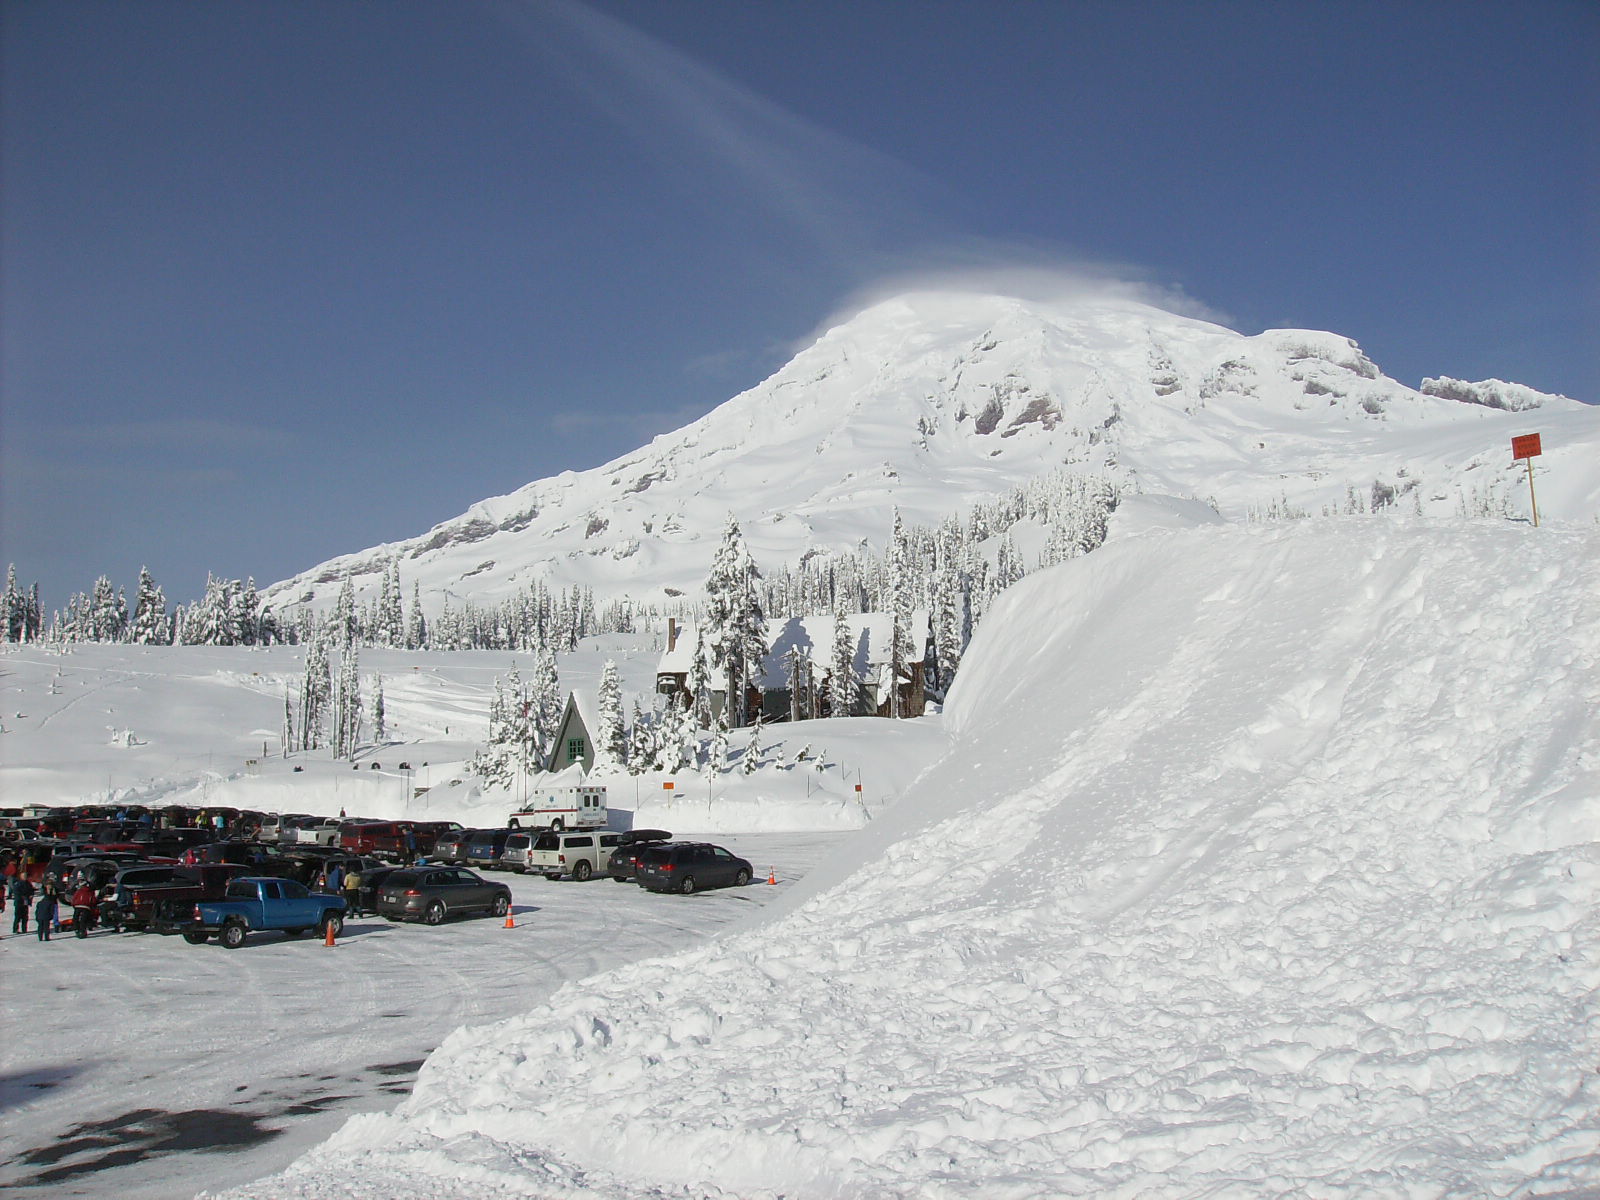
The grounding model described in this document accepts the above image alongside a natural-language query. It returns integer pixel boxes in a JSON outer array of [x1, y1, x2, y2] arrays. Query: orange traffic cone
[[767, 867, 777, 885], [503, 912, 516, 929], [324, 922, 337, 947]]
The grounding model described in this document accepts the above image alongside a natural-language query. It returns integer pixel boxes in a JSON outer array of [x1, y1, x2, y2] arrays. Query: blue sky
[[3, 0, 1595, 607]]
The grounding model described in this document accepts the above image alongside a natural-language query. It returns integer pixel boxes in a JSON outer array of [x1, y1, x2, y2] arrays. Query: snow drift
[[220, 517, 1600, 1199]]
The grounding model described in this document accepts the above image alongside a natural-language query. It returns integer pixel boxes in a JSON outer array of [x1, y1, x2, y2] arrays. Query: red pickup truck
[[114, 863, 248, 932]]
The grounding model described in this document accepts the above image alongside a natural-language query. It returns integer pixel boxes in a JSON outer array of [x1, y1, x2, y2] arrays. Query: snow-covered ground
[[5, 511, 1597, 1198], [206, 515, 1596, 1198], [0, 832, 850, 1200]]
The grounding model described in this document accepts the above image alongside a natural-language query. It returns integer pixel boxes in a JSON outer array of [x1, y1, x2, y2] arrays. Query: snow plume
[[220, 517, 1599, 1199], [808, 249, 1236, 344]]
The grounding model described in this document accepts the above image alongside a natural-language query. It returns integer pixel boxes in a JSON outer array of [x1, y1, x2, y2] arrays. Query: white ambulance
[[507, 784, 607, 831]]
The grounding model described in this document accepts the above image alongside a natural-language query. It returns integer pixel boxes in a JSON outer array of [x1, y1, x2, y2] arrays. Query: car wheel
[[220, 920, 248, 949], [321, 912, 344, 938], [734, 868, 751, 887], [550, 818, 564, 832], [423, 900, 446, 926], [572, 860, 592, 882], [491, 894, 510, 918], [508, 819, 519, 828], [182, 931, 210, 944], [680, 875, 697, 895]]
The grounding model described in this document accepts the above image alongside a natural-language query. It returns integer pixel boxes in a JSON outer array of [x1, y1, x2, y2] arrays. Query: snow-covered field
[[214, 515, 1597, 1199], [5, 512, 1597, 1198], [0, 832, 849, 1200]]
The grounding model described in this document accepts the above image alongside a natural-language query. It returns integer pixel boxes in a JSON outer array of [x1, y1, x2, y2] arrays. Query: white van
[[507, 785, 607, 832]]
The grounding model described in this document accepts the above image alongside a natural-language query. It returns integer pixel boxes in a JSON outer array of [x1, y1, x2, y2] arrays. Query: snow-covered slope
[[222, 517, 1600, 1199], [264, 291, 1600, 613]]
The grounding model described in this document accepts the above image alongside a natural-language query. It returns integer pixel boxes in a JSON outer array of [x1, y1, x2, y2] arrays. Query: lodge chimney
[[668, 617, 678, 652]]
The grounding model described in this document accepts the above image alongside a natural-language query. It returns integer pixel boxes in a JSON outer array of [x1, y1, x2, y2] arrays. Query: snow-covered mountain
[[265, 291, 1598, 611]]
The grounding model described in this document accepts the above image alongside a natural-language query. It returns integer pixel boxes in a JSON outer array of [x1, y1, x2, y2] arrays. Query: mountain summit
[[266, 291, 1596, 611]]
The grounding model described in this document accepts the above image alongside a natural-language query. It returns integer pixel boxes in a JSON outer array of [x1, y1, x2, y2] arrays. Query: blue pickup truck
[[183, 877, 347, 948]]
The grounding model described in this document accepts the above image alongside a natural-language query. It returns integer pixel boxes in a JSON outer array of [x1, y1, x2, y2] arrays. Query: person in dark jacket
[[35, 888, 57, 941], [8, 874, 35, 934]]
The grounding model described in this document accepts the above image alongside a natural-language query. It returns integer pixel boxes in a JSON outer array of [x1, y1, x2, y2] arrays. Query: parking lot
[[0, 831, 845, 1200]]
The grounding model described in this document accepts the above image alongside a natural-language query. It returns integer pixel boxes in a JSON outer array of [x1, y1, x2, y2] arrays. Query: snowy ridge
[[220, 518, 1600, 1199], [263, 291, 1600, 614]]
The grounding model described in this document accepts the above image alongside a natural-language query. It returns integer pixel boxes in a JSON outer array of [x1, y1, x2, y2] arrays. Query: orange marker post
[[1512, 433, 1542, 527]]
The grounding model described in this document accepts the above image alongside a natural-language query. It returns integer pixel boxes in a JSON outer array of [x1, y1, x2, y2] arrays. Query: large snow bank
[[217, 518, 1600, 1199]]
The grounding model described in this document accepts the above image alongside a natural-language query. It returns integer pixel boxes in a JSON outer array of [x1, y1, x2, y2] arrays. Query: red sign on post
[[1512, 433, 1542, 460]]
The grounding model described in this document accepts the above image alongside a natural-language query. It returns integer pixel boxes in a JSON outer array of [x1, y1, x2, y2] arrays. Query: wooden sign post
[[1511, 433, 1542, 527]]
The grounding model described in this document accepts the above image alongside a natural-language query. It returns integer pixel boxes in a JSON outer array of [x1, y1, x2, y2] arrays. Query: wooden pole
[[1526, 457, 1540, 527]]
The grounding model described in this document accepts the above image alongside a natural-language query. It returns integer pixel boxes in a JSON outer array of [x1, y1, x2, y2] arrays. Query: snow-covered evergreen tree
[[130, 567, 170, 645], [331, 574, 357, 650], [298, 631, 332, 751], [626, 698, 654, 775], [3, 565, 26, 643], [532, 642, 562, 761], [88, 575, 127, 642], [741, 715, 763, 775], [703, 515, 765, 729], [406, 582, 426, 650], [829, 606, 860, 718], [689, 641, 713, 730], [709, 707, 730, 774], [372, 673, 386, 742], [886, 510, 915, 719], [333, 646, 363, 759], [594, 660, 626, 771]]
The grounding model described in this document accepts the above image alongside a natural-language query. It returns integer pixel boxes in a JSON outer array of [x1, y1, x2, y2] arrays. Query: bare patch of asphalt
[[5, 1058, 427, 1189]]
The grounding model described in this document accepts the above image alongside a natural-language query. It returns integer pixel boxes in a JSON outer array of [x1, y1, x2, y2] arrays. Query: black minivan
[[633, 843, 752, 894]]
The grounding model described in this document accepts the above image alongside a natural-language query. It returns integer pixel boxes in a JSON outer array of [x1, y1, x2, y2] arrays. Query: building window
[[567, 737, 586, 762]]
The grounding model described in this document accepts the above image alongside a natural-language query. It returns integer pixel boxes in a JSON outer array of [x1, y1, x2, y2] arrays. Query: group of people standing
[[4, 853, 104, 941]]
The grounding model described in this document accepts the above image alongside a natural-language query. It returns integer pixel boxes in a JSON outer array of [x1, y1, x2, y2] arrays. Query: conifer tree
[[372, 674, 386, 742], [532, 641, 562, 760], [703, 515, 765, 728], [332, 574, 357, 650], [886, 510, 916, 719], [594, 661, 627, 771], [710, 708, 730, 774], [829, 606, 859, 718], [334, 645, 363, 759], [741, 715, 763, 775], [2, 565, 25, 643], [406, 582, 426, 649], [689, 638, 713, 730], [626, 698, 653, 775], [131, 567, 170, 645], [298, 630, 332, 750]]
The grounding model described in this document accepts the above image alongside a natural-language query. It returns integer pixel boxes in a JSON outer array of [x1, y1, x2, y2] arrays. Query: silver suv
[[522, 830, 625, 881]]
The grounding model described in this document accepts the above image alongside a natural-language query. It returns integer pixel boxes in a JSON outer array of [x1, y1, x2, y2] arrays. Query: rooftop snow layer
[[217, 516, 1600, 1199]]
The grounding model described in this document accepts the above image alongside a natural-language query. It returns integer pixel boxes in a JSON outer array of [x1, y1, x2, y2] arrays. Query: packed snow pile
[[219, 518, 1599, 1200]]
